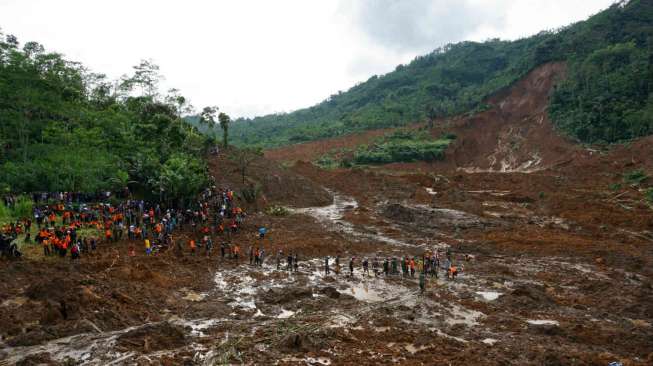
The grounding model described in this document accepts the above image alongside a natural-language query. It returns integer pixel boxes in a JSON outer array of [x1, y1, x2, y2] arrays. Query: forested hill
[[0, 36, 213, 201], [231, 0, 653, 148]]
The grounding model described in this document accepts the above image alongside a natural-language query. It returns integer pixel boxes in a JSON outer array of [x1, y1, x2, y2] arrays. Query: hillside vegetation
[[231, 0, 653, 148], [0, 36, 212, 202]]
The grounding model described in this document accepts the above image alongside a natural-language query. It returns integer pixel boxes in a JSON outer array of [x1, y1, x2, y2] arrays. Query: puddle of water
[[0, 323, 144, 365], [282, 356, 332, 365], [425, 188, 437, 196], [295, 192, 417, 247], [214, 272, 228, 290], [527, 319, 559, 326], [404, 343, 427, 354], [482, 338, 498, 345], [340, 282, 383, 302], [445, 304, 484, 327], [294, 191, 358, 222], [277, 309, 295, 319], [475, 291, 501, 301], [229, 297, 256, 310], [327, 314, 356, 328], [171, 317, 221, 337]]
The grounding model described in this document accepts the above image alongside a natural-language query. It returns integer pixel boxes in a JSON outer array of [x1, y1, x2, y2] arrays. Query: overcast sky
[[0, 0, 615, 118]]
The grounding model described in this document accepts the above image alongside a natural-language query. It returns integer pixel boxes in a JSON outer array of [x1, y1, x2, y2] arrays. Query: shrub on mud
[[623, 169, 648, 186], [646, 188, 653, 204], [265, 205, 290, 216], [314, 154, 338, 170], [239, 184, 262, 203], [353, 130, 454, 165]]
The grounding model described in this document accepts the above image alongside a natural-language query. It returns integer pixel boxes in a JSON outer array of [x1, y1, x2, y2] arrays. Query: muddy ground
[[1, 157, 652, 365]]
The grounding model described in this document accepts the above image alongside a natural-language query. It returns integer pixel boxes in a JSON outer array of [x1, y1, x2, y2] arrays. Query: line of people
[[324, 251, 468, 281]]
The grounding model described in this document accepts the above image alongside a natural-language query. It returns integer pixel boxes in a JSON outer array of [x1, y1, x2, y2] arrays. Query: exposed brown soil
[[210, 147, 332, 209]]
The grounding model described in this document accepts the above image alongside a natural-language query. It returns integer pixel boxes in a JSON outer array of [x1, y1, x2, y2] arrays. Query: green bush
[[609, 183, 622, 191], [240, 184, 261, 203], [0, 200, 10, 223], [624, 170, 649, 186], [315, 155, 338, 170], [265, 205, 290, 216], [646, 188, 653, 204], [12, 196, 33, 219], [353, 131, 453, 165]]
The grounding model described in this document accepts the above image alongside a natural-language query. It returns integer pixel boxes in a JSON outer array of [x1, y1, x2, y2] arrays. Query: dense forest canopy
[[230, 0, 653, 148], [0, 33, 215, 202]]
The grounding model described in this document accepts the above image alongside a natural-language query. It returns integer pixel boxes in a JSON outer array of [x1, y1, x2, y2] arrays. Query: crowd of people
[[1, 186, 253, 261], [4, 188, 469, 296]]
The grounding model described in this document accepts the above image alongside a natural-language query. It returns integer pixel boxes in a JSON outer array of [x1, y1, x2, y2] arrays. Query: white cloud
[[0, 0, 615, 118]]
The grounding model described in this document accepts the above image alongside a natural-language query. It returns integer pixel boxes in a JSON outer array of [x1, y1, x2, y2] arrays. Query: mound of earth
[[261, 287, 313, 304], [209, 148, 331, 208], [500, 284, 555, 309], [381, 202, 491, 229]]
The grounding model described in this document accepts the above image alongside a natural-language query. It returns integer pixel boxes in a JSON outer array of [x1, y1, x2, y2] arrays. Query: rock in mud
[[279, 332, 325, 353], [502, 283, 554, 308], [117, 322, 186, 352], [527, 322, 562, 336], [261, 287, 313, 304], [320, 286, 340, 299]]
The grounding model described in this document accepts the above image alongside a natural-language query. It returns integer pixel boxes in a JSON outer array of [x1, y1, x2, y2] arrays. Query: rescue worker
[[189, 238, 196, 256], [349, 257, 355, 277]]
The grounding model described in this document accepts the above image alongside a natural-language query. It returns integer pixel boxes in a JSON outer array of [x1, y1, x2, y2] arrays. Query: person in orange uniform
[[189, 239, 196, 256]]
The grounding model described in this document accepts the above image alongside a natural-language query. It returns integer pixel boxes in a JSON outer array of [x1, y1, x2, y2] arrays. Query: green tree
[[199, 106, 218, 129], [218, 112, 231, 147], [120, 59, 162, 97], [156, 153, 208, 206]]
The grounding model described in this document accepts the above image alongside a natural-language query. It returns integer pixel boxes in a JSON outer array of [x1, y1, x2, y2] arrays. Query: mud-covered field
[[2, 160, 652, 365]]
